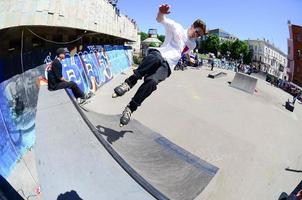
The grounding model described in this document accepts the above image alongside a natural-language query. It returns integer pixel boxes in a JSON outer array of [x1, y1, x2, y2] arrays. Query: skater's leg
[[128, 64, 170, 112], [119, 79, 157, 126], [124, 73, 140, 89], [114, 51, 162, 97], [133, 50, 162, 79], [119, 61, 170, 126]]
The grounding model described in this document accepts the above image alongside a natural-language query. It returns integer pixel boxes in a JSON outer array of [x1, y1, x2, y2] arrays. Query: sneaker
[[120, 106, 132, 126], [77, 98, 86, 105]]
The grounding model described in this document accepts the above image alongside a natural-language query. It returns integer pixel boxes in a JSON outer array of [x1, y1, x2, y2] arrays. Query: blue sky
[[118, 0, 302, 53]]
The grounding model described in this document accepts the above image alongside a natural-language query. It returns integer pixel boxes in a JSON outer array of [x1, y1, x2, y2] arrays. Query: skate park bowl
[[35, 86, 219, 200], [230, 72, 258, 94]]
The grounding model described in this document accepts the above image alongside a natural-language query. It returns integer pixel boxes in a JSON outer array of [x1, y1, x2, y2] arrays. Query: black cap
[[56, 48, 66, 56]]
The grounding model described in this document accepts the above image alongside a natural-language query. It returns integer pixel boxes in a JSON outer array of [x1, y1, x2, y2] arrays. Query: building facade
[[287, 22, 302, 86], [0, 0, 138, 42], [207, 29, 238, 42], [246, 39, 287, 80], [197, 28, 237, 50]]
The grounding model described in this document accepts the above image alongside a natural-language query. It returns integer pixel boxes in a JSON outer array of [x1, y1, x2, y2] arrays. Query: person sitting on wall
[[47, 48, 90, 103]]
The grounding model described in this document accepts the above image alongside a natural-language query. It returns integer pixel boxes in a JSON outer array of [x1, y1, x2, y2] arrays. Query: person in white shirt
[[113, 4, 206, 126]]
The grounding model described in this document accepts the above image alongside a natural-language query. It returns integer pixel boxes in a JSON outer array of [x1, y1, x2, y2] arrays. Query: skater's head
[[188, 19, 206, 39], [56, 48, 66, 60]]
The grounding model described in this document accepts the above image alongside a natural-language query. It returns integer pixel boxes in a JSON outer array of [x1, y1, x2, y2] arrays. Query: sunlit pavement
[[87, 66, 302, 200]]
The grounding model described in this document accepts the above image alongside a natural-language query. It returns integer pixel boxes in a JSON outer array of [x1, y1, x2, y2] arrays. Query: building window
[[255, 46, 258, 51], [296, 34, 301, 42]]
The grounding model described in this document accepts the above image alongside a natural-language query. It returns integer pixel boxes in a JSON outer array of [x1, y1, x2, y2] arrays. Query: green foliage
[[198, 53, 209, 60], [230, 39, 245, 60], [140, 32, 148, 42], [229, 40, 252, 64], [244, 48, 253, 64], [148, 42, 158, 47], [201, 35, 220, 56], [158, 35, 165, 43], [219, 41, 232, 56], [133, 55, 142, 65]]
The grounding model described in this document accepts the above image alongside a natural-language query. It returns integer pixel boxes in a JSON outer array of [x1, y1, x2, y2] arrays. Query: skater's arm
[[156, 4, 179, 31], [156, 4, 170, 23]]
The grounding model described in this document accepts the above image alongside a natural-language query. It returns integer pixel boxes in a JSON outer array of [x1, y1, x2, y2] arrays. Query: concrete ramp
[[230, 72, 258, 94], [83, 107, 219, 200], [208, 71, 227, 79], [35, 86, 155, 200]]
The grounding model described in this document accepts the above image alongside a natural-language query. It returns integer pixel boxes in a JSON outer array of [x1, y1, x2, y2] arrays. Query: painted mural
[[0, 45, 133, 178]]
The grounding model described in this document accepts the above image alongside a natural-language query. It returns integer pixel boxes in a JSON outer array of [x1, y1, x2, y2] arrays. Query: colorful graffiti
[[0, 45, 133, 178], [0, 59, 4, 83], [45, 45, 132, 94], [0, 65, 45, 178]]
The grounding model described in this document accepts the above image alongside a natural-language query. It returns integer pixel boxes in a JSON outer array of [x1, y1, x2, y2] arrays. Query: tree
[[219, 41, 232, 57], [200, 35, 220, 56], [140, 32, 148, 42], [148, 42, 158, 47], [158, 35, 165, 43], [228, 39, 252, 64], [243, 48, 253, 64]]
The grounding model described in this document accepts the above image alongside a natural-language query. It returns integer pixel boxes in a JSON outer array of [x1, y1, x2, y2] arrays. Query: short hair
[[193, 19, 206, 35]]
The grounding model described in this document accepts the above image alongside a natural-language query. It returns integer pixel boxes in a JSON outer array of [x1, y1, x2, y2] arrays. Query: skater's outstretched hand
[[157, 4, 170, 22], [159, 4, 170, 14]]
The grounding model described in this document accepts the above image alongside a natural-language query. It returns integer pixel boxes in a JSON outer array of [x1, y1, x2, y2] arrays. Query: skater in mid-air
[[113, 4, 206, 126]]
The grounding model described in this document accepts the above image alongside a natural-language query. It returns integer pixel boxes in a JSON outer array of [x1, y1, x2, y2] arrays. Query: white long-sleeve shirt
[[157, 16, 196, 71]]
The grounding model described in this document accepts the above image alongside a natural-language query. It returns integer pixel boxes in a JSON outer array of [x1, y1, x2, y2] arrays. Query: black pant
[[125, 50, 171, 112], [51, 81, 85, 99]]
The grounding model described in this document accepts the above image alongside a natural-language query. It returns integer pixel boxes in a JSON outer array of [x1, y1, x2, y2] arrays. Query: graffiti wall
[[0, 65, 45, 178], [0, 45, 133, 178], [45, 45, 132, 94]]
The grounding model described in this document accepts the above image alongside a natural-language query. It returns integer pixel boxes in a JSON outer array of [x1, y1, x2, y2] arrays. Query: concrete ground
[[33, 86, 155, 200], [86, 66, 302, 200]]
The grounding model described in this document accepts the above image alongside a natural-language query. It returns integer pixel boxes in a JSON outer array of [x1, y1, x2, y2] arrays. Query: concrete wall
[[0, 0, 138, 42]]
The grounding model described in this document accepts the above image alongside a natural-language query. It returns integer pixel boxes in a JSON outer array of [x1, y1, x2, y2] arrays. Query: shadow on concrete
[[57, 190, 83, 200], [96, 125, 133, 144]]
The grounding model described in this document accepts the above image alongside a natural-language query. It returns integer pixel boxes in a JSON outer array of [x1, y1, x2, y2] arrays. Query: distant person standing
[[292, 89, 302, 104], [47, 48, 90, 103], [211, 59, 214, 71]]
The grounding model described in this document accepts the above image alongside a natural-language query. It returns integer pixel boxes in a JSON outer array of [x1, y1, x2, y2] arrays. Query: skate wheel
[[112, 92, 118, 98], [119, 123, 124, 127]]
